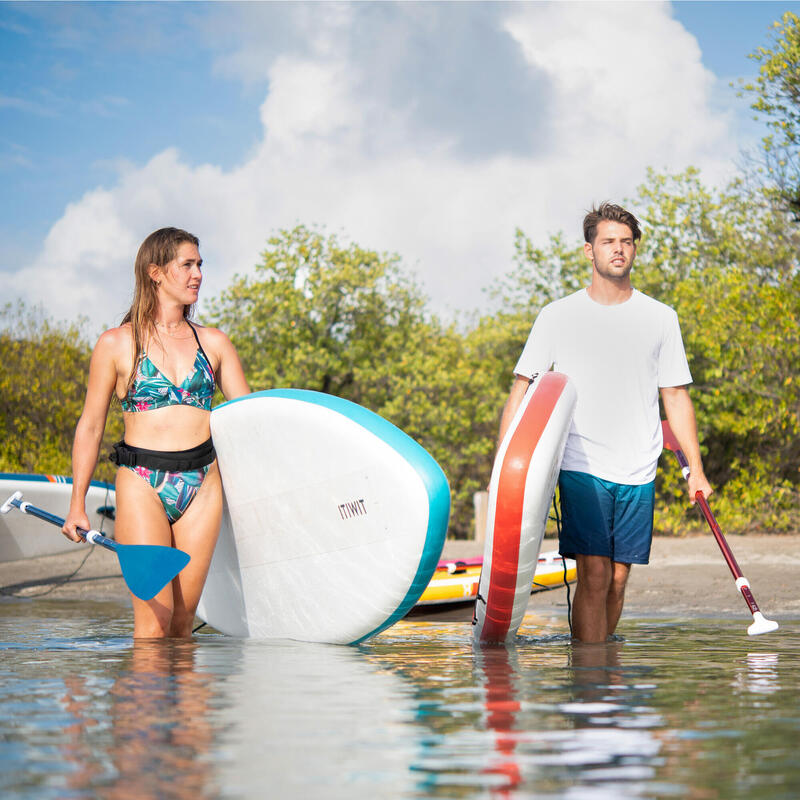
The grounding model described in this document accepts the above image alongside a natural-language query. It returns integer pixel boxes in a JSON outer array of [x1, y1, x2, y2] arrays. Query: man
[[498, 202, 711, 643]]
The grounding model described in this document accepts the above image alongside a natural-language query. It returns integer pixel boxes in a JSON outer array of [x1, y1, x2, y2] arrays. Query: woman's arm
[[209, 329, 251, 401], [63, 332, 119, 541]]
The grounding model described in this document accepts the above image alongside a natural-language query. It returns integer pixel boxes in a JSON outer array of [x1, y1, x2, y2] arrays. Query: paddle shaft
[[661, 423, 765, 618], [692, 491, 759, 615]]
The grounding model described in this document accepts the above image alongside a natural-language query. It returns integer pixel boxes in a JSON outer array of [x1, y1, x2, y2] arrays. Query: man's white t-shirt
[[514, 288, 692, 485]]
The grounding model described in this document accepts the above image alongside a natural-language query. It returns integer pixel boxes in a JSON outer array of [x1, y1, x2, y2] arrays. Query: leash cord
[[551, 494, 573, 637]]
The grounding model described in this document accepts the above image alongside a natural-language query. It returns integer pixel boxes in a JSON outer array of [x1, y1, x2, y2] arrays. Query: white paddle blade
[[748, 611, 779, 636]]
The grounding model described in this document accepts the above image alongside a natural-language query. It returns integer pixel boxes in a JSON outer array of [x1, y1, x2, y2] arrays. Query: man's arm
[[497, 375, 534, 448], [660, 385, 712, 503]]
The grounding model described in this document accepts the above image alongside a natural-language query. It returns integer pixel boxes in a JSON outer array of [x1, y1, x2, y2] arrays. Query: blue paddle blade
[[115, 543, 191, 601]]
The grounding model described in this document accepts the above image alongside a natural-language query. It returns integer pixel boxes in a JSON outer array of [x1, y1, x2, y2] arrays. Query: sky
[[1, 0, 797, 332]]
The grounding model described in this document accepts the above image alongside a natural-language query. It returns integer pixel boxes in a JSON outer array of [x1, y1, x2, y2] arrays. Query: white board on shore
[[0, 474, 116, 563], [196, 389, 450, 643]]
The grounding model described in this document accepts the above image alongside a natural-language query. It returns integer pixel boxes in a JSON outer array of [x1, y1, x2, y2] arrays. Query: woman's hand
[[62, 509, 90, 543]]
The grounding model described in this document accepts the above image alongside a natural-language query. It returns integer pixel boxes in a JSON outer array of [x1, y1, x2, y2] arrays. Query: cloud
[[0, 143, 33, 170], [504, 2, 728, 171], [0, 94, 58, 116], [79, 94, 130, 118], [15, 1, 740, 331]]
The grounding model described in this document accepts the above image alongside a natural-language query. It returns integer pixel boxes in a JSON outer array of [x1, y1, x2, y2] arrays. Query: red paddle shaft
[[661, 420, 778, 635], [693, 492, 756, 613]]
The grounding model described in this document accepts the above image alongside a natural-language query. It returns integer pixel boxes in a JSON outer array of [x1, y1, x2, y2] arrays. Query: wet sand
[[1, 534, 798, 622]]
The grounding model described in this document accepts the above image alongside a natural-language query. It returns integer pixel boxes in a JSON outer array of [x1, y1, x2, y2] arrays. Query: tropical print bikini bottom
[[125, 464, 210, 523]]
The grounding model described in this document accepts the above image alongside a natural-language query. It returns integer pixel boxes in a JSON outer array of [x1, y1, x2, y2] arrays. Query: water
[[1, 600, 798, 799]]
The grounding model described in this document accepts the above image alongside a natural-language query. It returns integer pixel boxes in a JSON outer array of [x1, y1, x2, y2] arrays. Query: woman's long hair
[[122, 227, 200, 397]]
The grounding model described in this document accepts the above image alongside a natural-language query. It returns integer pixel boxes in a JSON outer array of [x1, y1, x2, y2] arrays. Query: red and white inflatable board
[[473, 372, 576, 643]]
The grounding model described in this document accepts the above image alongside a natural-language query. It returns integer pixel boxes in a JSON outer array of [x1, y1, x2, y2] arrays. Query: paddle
[[661, 420, 778, 636], [0, 491, 191, 601]]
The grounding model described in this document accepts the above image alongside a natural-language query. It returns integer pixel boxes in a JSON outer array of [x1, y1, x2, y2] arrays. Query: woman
[[63, 227, 250, 638]]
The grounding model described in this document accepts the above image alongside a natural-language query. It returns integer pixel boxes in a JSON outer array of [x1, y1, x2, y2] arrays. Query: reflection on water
[[104, 641, 217, 799], [208, 639, 418, 797], [0, 603, 219, 799], [0, 601, 798, 799], [734, 652, 780, 695]]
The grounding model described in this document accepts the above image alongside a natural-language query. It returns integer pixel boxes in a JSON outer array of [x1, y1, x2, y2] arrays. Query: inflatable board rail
[[196, 389, 450, 643], [0, 473, 115, 563], [473, 372, 576, 643]]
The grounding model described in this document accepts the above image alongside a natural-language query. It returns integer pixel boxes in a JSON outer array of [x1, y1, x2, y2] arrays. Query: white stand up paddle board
[[0, 473, 115, 563], [473, 372, 576, 643], [196, 390, 450, 643]]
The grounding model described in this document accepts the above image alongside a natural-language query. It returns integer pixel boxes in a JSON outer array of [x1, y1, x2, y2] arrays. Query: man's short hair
[[583, 202, 642, 244]]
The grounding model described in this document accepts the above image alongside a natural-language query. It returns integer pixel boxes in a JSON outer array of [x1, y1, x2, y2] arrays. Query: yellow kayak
[[416, 549, 576, 606]]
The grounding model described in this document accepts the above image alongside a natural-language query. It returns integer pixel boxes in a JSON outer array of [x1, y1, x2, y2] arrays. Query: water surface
[[1, 600, 797, 799]]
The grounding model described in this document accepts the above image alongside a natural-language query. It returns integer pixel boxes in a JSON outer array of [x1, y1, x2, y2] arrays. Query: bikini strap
[[187, 322, 215, 379], [187, 320, 202, 348]]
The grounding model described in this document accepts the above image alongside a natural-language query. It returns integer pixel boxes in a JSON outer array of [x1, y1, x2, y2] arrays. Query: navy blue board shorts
[[558, 470, 655, 565]]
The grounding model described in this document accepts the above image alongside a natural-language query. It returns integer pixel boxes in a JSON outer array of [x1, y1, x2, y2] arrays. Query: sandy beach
[[441, 534, 800, 621], [1, 534, 797, 622]]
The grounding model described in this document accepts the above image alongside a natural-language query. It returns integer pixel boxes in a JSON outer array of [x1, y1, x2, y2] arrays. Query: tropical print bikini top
[[121, 323, 216, 413]]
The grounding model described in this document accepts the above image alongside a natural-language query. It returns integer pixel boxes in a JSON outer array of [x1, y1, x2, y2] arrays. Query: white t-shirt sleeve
[[657, 308, 693, 388], [513, 306, 555, 379]]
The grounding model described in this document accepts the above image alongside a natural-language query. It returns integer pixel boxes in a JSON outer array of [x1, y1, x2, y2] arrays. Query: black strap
[[187, 322, 215, 382], [109, 438, 216, 471]]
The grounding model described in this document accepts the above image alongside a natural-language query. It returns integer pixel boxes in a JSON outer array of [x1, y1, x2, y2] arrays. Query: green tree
[[375, 321, 497, 537], [741, 11, 800, 218], [634, 170, 799, 532], [492, 229, 587, 315], [203, 225, 428, 402], [0, 302, 121, 481], [671, 264, 800, 532]]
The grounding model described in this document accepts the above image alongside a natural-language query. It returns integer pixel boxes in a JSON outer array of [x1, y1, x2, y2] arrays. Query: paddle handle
[[673, 447, 690, 480]]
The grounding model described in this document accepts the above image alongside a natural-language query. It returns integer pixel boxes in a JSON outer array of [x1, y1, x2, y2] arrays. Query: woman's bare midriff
[[121, 405, 212, 451]]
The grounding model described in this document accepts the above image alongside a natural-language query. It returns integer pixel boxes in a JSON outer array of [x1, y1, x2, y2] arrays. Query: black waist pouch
[[109, 438, 216, 471]]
